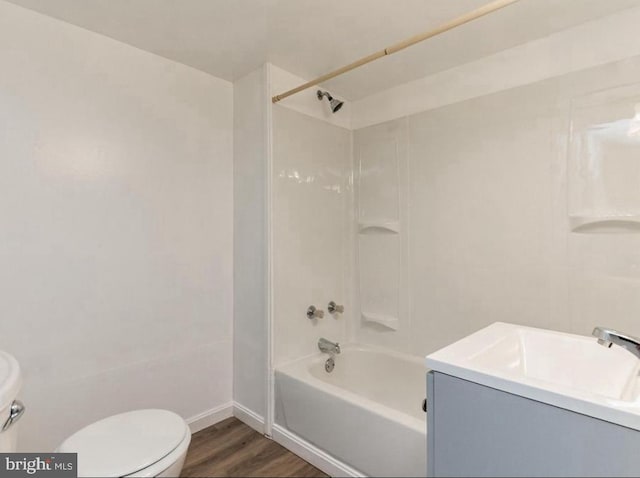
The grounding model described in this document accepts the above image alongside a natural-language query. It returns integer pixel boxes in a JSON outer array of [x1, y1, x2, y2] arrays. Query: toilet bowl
[[58, 409, 191, 477]]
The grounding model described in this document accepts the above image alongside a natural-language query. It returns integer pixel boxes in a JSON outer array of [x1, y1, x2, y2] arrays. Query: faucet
[[593, 326, 640, 360], [318, 338, 341, 356]]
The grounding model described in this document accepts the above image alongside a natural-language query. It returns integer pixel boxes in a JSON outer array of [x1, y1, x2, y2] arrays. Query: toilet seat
[[124, 430, 190, 478], [58, 409, 190, 478]]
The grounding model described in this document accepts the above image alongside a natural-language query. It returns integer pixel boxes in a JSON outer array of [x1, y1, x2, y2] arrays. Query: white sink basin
[[426, 322, 640, 430]]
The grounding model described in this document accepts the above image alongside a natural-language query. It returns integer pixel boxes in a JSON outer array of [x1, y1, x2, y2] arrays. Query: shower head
[[317, 90, 344, 113]]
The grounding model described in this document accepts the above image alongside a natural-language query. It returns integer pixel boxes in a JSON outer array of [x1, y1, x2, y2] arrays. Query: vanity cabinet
[[427, 371, 640, 477]]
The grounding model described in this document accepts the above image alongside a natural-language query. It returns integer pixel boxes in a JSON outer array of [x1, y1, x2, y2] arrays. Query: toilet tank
[[0, 351, 23, 452]]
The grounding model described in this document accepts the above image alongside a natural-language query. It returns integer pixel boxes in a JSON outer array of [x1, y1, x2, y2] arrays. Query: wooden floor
[[182, 417, 329, 477]]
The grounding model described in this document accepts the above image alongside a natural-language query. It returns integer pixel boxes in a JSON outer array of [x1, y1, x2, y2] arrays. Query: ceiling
[[7, 0, 640, 100]]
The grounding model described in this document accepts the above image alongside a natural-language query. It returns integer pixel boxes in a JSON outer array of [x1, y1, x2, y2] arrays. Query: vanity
[[425, 322, 640, 477]]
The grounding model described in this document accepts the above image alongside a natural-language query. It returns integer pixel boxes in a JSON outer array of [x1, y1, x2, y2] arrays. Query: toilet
[[0, 350, 24, 453], [0, 350, 190, 477], [58, 409, 191, 478]]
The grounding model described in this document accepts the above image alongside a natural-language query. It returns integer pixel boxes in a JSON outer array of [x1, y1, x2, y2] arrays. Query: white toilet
[[0, 350, 191, 477], [58, 409, 191, 478], [0, 350, 24, 453]]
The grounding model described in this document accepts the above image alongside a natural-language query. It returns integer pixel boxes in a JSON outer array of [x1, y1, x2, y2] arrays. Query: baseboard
[[186, 402, 234, 434], [271, 424, 365, 478], [232, 402, 265, 434]]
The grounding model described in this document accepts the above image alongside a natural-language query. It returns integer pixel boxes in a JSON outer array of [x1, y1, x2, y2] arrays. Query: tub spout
[[318, 338, 340, 355]]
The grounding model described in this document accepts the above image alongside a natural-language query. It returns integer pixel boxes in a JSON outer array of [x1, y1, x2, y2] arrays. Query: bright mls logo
[[0, 454, 76, 478]]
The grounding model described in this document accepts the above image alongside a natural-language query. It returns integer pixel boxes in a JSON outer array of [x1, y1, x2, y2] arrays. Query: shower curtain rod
[[271, 0, 521, 104]]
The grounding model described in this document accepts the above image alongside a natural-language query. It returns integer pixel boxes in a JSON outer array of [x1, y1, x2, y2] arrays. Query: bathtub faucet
[[318, 338, 341, 356]]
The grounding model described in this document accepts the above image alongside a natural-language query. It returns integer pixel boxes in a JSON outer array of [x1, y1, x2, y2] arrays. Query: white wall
[[352, 5, 640, 130], [354, 55, 640, 357], [270, 65, 351, 130], [233, 66, 267, 423], [272, 105, 352, 366], [344, 5, 640, 357], [0, 1, 233, 450]]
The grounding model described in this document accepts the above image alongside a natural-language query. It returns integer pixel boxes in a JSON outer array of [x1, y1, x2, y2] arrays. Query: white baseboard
[[232, 402, 265, 434], [186, 402, 233, 434], [272, 424, 365, 478]]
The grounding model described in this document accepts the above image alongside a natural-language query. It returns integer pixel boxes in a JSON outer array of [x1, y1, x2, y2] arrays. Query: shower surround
[[271, 86, 424, 477]]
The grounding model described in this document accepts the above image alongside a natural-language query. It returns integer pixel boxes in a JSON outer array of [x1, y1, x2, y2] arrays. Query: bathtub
[[275, 345, 427, 477]]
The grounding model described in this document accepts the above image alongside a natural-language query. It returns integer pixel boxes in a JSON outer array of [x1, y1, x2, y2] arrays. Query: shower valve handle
[[306, 305, 324, 320], [328, 301, 344, 314]]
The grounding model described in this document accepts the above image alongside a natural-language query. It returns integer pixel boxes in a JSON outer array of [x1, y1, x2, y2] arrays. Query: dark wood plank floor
[[182, 417, 329, 477]]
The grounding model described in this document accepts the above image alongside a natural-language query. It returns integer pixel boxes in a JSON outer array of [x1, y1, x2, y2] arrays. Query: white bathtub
[[275, 345, 427, 477]]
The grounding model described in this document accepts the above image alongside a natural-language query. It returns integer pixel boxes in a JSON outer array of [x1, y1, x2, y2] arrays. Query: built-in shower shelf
[[361, 311, 399, 331], [358, 221, 400, 234], [569, 215, 640, 233]]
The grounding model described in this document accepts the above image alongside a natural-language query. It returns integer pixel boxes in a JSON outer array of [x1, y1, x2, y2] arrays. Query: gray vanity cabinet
[[427, 371, 640, 477]]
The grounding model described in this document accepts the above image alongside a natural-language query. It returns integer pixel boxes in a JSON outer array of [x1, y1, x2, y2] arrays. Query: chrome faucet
[[318, 338, 341, 355], [306, 305, 324, 320], [328, 301, 344, 315], [593, 326, 640, 360]]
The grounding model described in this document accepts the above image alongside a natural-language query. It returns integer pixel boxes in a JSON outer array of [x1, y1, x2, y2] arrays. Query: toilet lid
[[58, 409, 187, 477]]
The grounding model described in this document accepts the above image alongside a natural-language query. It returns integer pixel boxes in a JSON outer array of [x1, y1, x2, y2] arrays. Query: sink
[[468, 325, 640, 400], [426, 322, 640, 430]]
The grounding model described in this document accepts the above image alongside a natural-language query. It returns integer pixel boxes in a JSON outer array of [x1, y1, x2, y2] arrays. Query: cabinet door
[[430, 372, 640, 477]]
